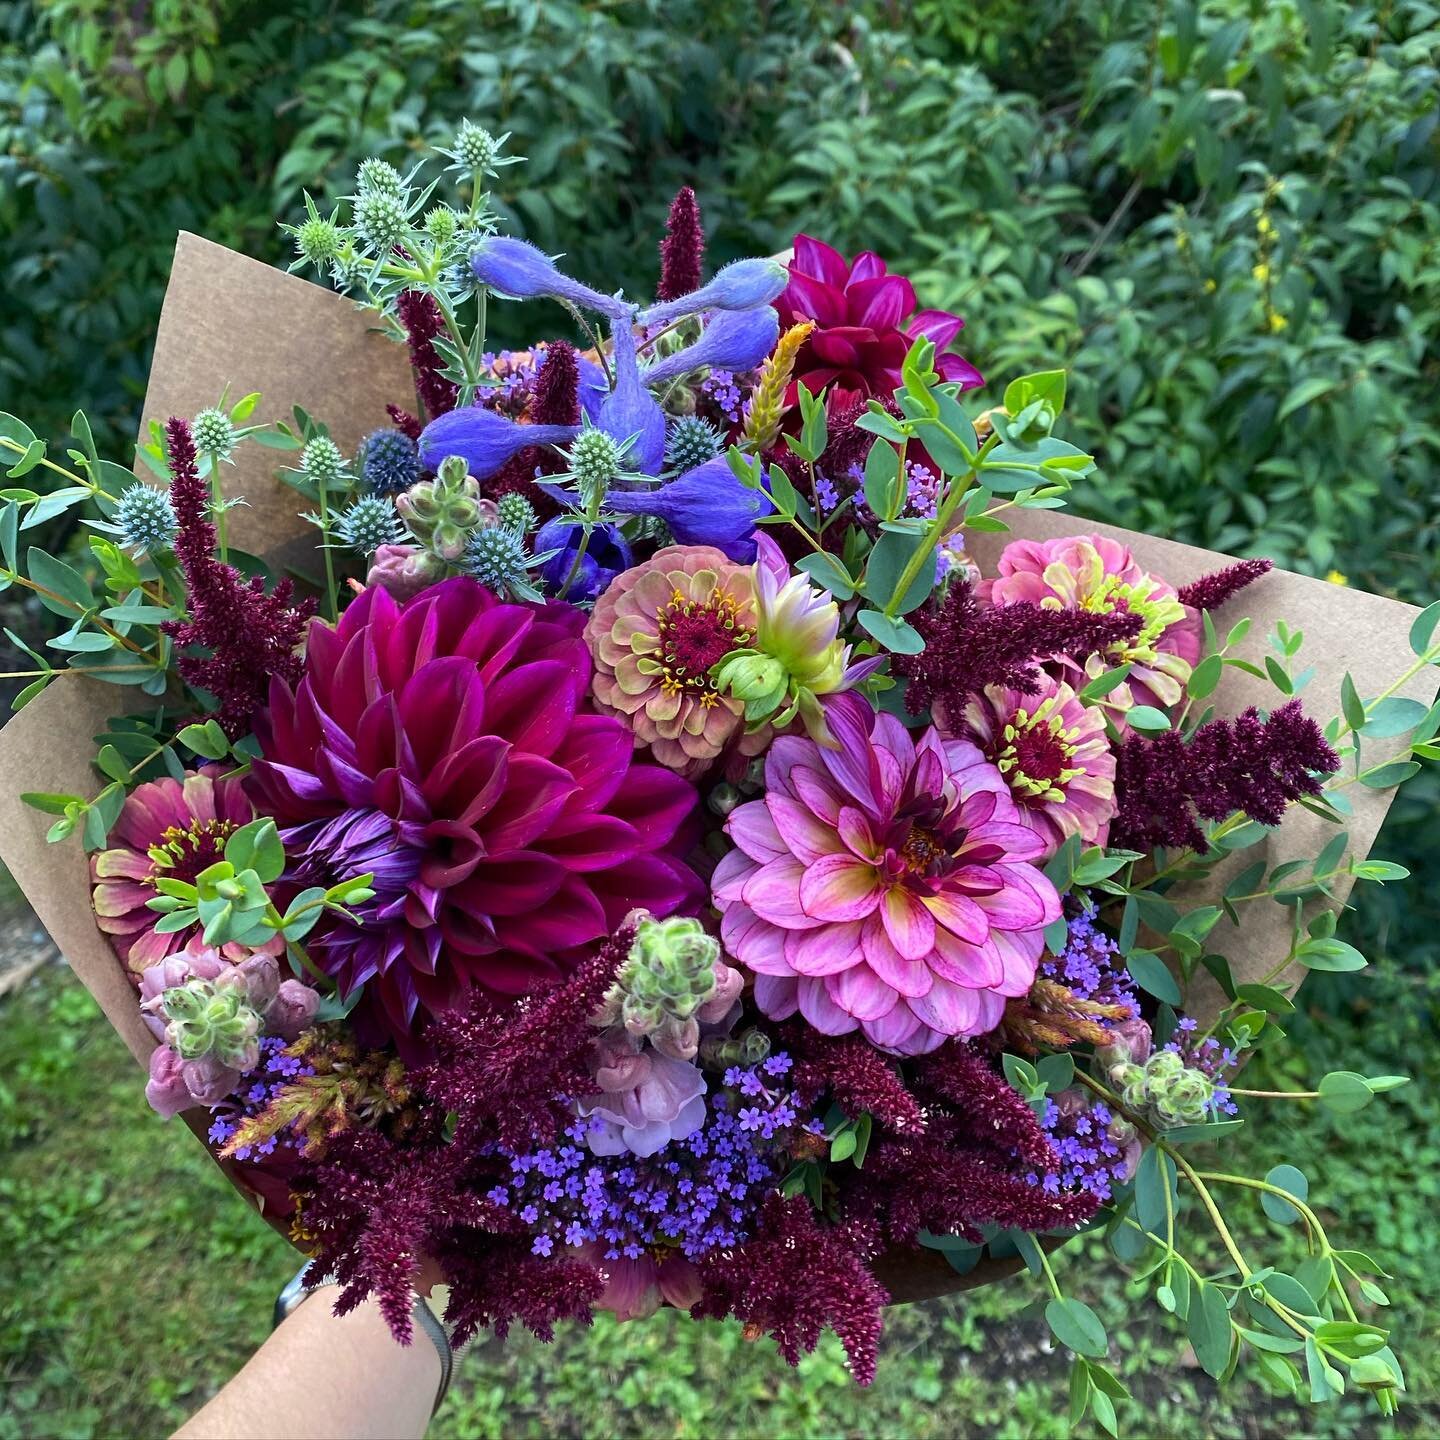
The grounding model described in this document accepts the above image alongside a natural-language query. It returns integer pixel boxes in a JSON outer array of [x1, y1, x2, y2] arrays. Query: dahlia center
[[146, 820, 239, 886], [1085, 576, 1181, 663], [655, 589, 752, 698], [900, 826, 948, 875]]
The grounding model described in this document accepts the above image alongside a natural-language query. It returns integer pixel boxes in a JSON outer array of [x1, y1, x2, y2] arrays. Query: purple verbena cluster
[[905, 461, 940, 520], [700, 368, 744, 424], [1030, 1097, 1128, 1203], [489, 1055, 819, 1262], [1041, 904, 1138, 1015], [207, 1036, 315, 1161]]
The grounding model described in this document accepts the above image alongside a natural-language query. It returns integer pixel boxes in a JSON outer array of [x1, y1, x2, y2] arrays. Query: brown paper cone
[[1, 235, 1433, 1303]]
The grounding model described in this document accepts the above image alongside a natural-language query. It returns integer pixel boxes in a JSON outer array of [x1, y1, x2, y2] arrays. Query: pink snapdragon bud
[[181, 1052, 243, 1108], [696, 960, 743, 1023], [232, 953, 280, 1014], [1097, 1015, 1153, 1071], [365, 543, 446, 600], [266, 978, 319, 1041], [144, 1044, 194, 1118]]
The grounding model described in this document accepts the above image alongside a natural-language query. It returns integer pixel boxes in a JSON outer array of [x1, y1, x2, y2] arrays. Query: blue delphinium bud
[[638, 257, 789, 327], [606, 456, 773, 562], [665, 415, 722, 473], [192, 407, 236, 460], [114, 483, 178, 554], [335, 495, 401, 555], [356, 427, 422, 496], [469, 236, 633, 322], [643, 307, 780, 388], [419, 406, 578, 480], [596, 321, 666, 475]]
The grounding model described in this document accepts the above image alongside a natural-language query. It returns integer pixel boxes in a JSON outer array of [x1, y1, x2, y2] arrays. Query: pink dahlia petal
[[908, 974, 985, 1037], [825, 963, 900, 1021], [858, 913, 934, 997], [880, 886, 936, 961], [741, 857, 818, 930], [726, 799, 788, 864], [764, 793, 844, 864], [797, 976, 861, 1035], [753, 972, 799, 1020], [799, 853, 882, 922], [784, 920, 865, 977]]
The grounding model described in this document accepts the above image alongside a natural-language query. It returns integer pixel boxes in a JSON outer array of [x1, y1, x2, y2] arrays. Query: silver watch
[[273, 1264, 453, 1415]]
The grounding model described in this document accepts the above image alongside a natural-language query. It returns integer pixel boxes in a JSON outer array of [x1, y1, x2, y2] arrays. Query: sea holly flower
[[246, 577, 702, 1048], [712, 691, 1060, 1054], [981, 535, 1202, 710], [111, 482, 178, 555], [585, 544, 767, 776], [91, 770, 285, 976], [711, 534, 880, 743], [952, 678, 1117, 853], [355, 427, 422, 496], [776, 235, 982, 411]]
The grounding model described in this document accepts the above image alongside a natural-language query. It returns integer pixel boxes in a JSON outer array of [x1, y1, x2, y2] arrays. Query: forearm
[[173, 1286, 440, 1440]]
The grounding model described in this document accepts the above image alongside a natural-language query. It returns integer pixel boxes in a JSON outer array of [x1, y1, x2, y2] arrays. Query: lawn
[[3, 928, 1435, 1439]]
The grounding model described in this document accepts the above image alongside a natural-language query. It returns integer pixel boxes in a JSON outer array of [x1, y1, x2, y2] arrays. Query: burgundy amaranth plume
[[396, 289, 458, 420], [896, 579, 1143, 714], [159, 417, 311, 738], [657, 186, 705, 301], [385, 403, 423, 441], [1178, 557, 1273, 612], [486, 339, 582, 516], [786, 1026, 927, 1137], [1112, 699, 1339, 851]]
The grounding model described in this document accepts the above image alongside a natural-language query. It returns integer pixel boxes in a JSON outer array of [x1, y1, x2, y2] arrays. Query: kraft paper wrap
[[0, 233, 1433, 1306]]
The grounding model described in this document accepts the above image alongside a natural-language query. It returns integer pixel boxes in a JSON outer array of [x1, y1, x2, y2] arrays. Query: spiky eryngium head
[[300, 435, 346, 487], [664, 415, 722, 473], [192, 407, 236, 460], [452, 119, 502, 174], [355, 157, 405, 196], [496, 491, 536, 536], [294, 212, 342, 267], [114, 483, 178, 554], [336, 495, 401, 555], [353, 188, 408, 251], [566, 425, 625, 493], [356, 427, 422, 496]]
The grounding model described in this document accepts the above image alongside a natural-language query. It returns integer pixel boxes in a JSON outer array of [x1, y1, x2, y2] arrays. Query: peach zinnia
[[586, 545, 766, 777]]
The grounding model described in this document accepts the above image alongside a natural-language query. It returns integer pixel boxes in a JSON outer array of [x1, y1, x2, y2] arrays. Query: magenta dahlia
[[247, 577, 702, 1045], [92, 768, 284, 978], [712, 693, 1058, 1055], [776, 235, 983, 412]]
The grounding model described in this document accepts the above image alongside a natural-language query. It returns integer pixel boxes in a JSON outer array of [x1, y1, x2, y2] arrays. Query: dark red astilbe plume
[[657, 186, 705, 301], [297, 1117, 515, 1343], [896, 579, 1143, 715], [1112, 699, 1339, 851], [386, 404, 423, 441], [420, 921, 635, 1151], [785, 1025, 926, 1136], [160, 417, 311, 738], [397, 289, 459, 421], [694, 1196, 888, 1385], [485, 339, 582, 518], [435, 1234, 605, 1347], [1177, 557, 1272, 613], [916, 1043, 1055, 1169]]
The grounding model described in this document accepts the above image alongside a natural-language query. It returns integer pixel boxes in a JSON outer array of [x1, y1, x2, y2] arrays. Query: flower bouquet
[[1, 128, 1436, 1429]]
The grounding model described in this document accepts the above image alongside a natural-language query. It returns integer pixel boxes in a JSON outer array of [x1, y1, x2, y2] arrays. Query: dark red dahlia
[[247, 578, 702, 1047], [777, 235, 983, 412]]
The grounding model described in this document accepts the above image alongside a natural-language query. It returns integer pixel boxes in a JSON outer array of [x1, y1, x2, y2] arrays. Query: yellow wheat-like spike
[[742, 320, 815, 453]]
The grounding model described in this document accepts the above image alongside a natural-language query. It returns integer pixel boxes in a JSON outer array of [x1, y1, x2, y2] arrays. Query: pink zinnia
[[712, 694, 1059, 1055], [776, 235, 983, 413], [91, 769, 284, 978], [980, 535, 1202, 711], [953, 678, 1117, 855]]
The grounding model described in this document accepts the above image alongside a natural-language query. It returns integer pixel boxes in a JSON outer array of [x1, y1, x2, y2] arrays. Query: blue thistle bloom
[[605, 456, 773, 562], [643, 306, 780, 388], [355, 428, 422, 495], [335, 495, 401, 555], [638, 257, 790, 328], [664, 416, 722, 473], [114, 482, 178, 554]]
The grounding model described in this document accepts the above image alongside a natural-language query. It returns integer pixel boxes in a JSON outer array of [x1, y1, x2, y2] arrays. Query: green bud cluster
[[294, 213, 343, 266], [1111, 1050, 1218, 1128], [425, 206, 461, 243], [711, 651, 787, 710], [396, 456, 487, 561], [192, 407, 237, 460], [162, 978, 262, 1070], [596, 915, 721, 1048]]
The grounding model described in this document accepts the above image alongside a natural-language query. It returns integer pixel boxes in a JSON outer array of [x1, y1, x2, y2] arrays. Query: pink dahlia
[[585, 545, 766, 777], [776, 235, 983, 413], [952, 678, 1117, 854], [712, 693, 1059, 1055], [981, 535, 1202, 711], [246, 577, 702, 1046], [91, 769, 284, 978]]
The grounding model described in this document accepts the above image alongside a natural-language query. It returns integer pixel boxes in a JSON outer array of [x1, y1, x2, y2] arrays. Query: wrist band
[[273, 1264, 453, 1415]]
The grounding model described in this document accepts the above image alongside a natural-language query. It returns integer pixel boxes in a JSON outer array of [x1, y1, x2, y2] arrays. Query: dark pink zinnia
[[247, 578, 702, 1046], [777, 235, 983, 412]]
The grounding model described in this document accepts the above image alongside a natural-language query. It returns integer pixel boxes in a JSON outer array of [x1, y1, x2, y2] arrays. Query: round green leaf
[[1261, 1165, 1308, 1225], [1318, 1071, 1374, 1114], [1045, 1297, 1108, 1358]]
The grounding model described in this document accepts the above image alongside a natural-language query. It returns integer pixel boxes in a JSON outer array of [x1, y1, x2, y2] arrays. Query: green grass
[[1, 963, 1436, 1439]]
